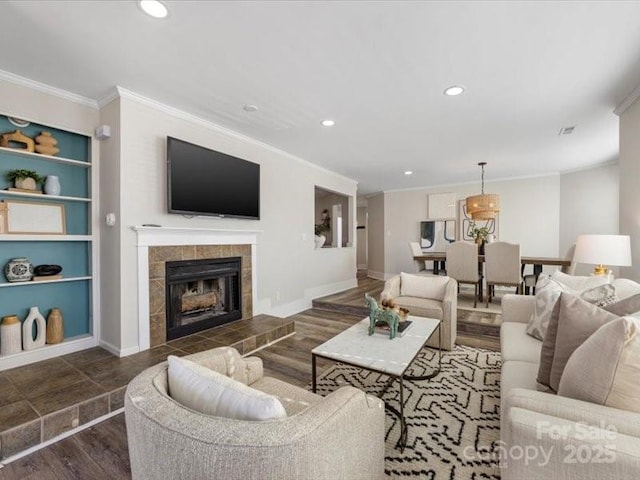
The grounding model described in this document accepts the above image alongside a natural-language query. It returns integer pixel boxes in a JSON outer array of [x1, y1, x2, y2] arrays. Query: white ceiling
[[1, 1, 640, 194]]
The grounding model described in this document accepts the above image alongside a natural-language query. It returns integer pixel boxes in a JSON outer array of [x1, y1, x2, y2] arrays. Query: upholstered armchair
[[380, 273, 457, 350], [125, 347, 385, 480]]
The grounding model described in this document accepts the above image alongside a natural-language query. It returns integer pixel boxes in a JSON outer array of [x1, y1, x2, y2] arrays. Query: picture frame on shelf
[[0, 200, 66, 234]]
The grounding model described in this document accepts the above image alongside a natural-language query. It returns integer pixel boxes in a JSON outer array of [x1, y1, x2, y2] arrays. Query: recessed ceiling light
[[321, 119, 335, 127], [139, 0, 168, 19], [243, 104, 259, 113], [559, 126, 575, 135], [404, 171, 413, 175], [443, 85, 465, 96]]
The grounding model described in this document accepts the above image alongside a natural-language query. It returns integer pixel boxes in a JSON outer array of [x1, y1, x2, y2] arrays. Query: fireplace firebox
[[165, 257, 242, 340]]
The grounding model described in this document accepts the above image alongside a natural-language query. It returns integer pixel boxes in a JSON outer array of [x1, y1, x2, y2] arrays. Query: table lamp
[[573, 234, 632, 275]]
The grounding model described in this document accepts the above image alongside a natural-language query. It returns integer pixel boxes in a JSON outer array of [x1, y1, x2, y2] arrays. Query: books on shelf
[[374, 320, 413, 337]]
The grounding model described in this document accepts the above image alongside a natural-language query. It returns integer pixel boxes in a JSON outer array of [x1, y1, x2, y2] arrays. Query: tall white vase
[[1, 315, 22, 356], [22, 307, 46, 351]]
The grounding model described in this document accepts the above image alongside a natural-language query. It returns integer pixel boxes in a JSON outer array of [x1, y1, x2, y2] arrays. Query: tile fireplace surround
[[134, 227, 260, 351]]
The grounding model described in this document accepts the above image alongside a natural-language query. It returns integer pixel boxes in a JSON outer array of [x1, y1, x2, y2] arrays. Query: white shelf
[[0, 276, 92, 288], [0, 334, 96, 371], [0, 145, 91, 167], [0, 234, 92, 241], [0, 189, 91, 202]]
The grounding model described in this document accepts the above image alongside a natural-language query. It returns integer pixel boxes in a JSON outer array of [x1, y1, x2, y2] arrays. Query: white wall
[[619, 97, 640, 281], [383, 175, 561, 276], [366, 193, 385, 279], [559, 163, 619, 275], [109, 93, 357, 352]]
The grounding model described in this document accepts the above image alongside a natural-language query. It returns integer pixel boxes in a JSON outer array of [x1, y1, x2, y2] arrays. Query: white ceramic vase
[[44, 175, 61, 195], [314, 235, 326, 249], [22, 306, 46, 351], [1, 316, 22, 356]]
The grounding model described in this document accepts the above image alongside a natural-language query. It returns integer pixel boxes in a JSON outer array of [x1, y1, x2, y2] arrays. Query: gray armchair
[[125, 347, 385, 480], [380, 273, 457, 350]]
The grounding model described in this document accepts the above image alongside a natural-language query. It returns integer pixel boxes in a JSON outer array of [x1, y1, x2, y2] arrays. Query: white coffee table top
[[311, 315, 440, 377]]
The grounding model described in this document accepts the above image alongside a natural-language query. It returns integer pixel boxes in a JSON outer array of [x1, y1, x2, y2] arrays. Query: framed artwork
[[427, 192, 456, 219], [0, 200, 67, 234], [420, 220, 456, 251], [457, 200, 498, 241]]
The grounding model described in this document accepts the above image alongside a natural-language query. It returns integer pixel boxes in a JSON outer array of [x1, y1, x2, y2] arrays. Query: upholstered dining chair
[[484, 241, 522, 307], [409, 242, 427, 273], [523, 243, 576, 294], [446, 241, 481, 307]]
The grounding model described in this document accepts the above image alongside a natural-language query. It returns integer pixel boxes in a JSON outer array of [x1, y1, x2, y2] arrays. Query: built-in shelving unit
[[0, 113, 98, 370]]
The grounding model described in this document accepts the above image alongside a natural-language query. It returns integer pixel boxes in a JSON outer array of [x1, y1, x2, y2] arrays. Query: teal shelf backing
[[0, 241, 90, 281], [0, 116, 89, 162], [0, 281, 91, 339]]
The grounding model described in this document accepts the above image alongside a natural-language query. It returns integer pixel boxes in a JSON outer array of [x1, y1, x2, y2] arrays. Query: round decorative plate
[[8, 117, 30, 128]]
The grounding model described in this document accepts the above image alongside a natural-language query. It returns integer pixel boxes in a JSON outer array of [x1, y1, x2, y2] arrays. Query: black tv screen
[[167, 137, 260, 219]]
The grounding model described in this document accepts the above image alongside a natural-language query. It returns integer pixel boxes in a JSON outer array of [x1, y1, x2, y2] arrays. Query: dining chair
[[409, 242, 427, 273], [484, 241, 522, 307], [446, 241, 481, 307], [523, 243, 576, 294]]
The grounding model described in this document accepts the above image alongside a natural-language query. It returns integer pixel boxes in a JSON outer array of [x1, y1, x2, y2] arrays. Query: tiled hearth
[[0, 315, 293, 461], [148, 244, 253, 347]]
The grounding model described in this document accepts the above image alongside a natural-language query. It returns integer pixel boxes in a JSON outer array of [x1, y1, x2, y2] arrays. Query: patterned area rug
[[312, 345, 502, 479]]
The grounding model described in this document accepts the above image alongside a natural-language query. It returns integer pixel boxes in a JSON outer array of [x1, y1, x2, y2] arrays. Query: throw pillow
[[604, 293, 640, 317], [548, 294, 618, 391], [551, 270, 610, 292], [526, 275, 564, 341], [400, 272, 450, 300], [558, 316, 640, 414], [167, 355, 286, 421], [580, 283, 616, 305]]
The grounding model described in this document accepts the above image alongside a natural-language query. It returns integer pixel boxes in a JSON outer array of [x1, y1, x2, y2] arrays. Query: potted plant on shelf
[[6, 169, 44, 192], [314, 209, 331, 249]]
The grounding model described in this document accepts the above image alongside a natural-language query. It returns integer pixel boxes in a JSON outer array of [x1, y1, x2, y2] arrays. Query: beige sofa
[[381, 273, 457, 350], [125, 347, 385, 480], [500, 283, 640, 480]]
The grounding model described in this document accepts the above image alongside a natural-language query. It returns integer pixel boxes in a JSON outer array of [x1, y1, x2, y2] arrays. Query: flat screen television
[[167, 137, 260, 219]]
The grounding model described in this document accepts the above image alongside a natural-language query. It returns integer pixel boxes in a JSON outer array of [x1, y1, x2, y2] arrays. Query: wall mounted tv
[[167, 137, 260, 220]]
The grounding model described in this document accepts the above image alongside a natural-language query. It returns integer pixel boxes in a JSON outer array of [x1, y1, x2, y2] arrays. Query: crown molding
[[109, 86, 357, 187], [558, 159, 618, 175], [97, 87, 120, 108], [0, 69, 98, 109], [614, 82, 640, 116]]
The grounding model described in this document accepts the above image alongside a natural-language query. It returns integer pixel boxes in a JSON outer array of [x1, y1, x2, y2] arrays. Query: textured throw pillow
[[526, 276, 565, 341], [400, 272, 450, 300], [551, 270, 610, 292], [559, 316, 640, 413], [548, 294, 618, 392], [604, 293, 640, 317], [167, 355, 286, 421]]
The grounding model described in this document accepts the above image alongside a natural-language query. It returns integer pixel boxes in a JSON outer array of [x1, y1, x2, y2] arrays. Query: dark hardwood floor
[[0, 277, 501, 478]]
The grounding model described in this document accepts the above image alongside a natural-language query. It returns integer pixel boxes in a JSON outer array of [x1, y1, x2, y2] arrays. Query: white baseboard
[[266, 278, 358, 318], [357, 263, 368, 270], [367, 269, 386, 280], [98, 339, 140, 358], [0, 335, 96, 371]]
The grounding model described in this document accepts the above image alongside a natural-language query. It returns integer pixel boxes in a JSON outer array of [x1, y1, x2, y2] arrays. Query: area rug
[[312, 345, 502, 479]]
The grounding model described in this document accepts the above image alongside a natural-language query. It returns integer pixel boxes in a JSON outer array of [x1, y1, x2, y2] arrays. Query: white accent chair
[[446, 241, 481, 308], [380, 273, 457, 350], [484, 241, 522, 306], [125, 347, 385, 480]]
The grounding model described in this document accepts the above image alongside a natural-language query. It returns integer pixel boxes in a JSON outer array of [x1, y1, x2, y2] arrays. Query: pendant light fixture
[[465, 162, 500, 220]]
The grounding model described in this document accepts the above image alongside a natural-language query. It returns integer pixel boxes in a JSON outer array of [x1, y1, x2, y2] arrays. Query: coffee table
[[311, 315, 442, 450]]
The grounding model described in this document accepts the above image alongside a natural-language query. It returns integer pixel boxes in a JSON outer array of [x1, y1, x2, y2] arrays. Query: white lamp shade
[[573, 234, 632, 267]]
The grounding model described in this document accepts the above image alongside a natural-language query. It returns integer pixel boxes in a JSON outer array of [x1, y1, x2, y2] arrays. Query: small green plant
[[6, 169, 44, 185], [468, 222, 489, 241]]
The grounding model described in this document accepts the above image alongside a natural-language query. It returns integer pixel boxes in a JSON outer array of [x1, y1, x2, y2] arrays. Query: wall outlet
[[302, 233, 308, 241]]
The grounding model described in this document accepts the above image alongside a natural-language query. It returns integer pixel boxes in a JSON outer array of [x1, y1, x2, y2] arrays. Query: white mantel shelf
[[133, 225, 260, 353], [132, 226, 262, 247]]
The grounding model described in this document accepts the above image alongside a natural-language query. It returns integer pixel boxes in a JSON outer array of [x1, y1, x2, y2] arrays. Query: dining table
[[413, 252, 571, 301]]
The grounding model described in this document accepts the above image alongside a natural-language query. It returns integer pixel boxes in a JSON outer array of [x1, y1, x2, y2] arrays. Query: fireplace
[[165, 257, 242, 340]]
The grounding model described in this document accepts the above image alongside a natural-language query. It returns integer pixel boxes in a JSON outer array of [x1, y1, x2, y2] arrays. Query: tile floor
[[0, 314, 294, 460]]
